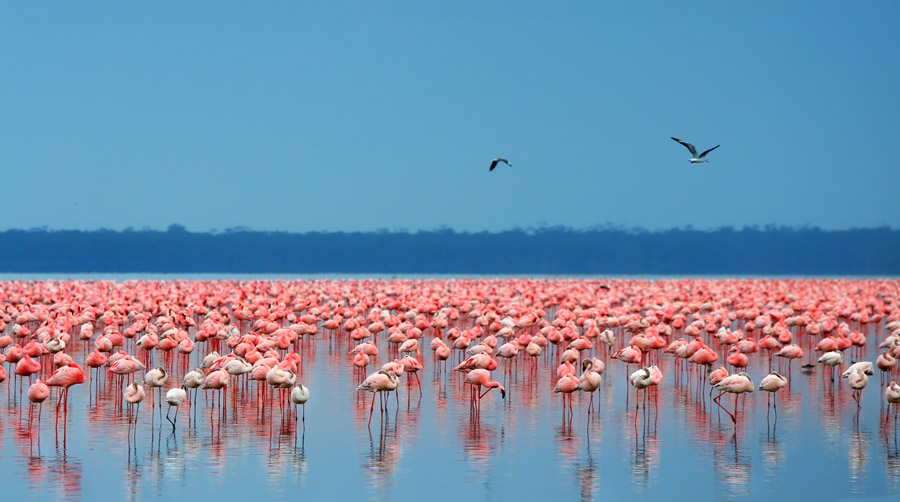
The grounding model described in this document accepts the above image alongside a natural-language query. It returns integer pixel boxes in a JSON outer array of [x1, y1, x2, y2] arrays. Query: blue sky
[[2, 2, 898, 232]]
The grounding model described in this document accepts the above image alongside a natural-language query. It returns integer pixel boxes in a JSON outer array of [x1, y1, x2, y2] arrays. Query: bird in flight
[[671, 137, 720, 163], [489, 158, 512, 171]]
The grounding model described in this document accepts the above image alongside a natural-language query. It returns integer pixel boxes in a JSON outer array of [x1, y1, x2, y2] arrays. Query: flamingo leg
[[734, 394, 739, 424], [713, 391, 736, 423]]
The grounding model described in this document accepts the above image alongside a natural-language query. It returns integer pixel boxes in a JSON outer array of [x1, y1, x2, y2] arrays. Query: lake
[[1, 278, 898, 501]]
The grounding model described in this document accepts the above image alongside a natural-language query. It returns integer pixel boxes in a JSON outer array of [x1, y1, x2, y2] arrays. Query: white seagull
[[671, 137, 720, 163], [489, 158, 511, 171]]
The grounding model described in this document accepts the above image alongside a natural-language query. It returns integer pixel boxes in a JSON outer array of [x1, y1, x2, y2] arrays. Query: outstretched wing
[[671, 137, 697, 157], [489, 158, 511, 171], [699, 144, 720, 159]]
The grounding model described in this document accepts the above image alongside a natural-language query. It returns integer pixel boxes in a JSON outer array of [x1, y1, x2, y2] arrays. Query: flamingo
[[758, 372, 787, 415], [576, 359, 603, 414], [202, 369, 230, 411], [464, 368, 505, 411], [886, 382, 900, 418], [357, 369, 399, 425], [183, 368, 205, 408], [144, 367, 168, 422], [27, 378, 50, 425], [774, 344, 804, 377], [399, 355, 424, 402], [554, 374, 579, 414], [165, 385, 188, 429], [124, 382, 145, 423], [45, 362, 86, 414], [841, 361, 874, 378], [712, 372, 753, 425], [817, 351, 844, 383], [290, 383, 310, 422], [629, 367, 654, 409], [846, 369, 868, 408]]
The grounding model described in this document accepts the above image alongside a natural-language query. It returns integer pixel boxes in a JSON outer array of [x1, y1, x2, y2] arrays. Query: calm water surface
[[1, 291, 899, 501]]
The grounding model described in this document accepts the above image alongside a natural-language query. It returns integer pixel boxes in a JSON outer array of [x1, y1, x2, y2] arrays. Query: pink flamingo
[[712, 372, 753, 425], [124, 382, 145, 423], [27, 378, 50, 425], [554, 374, 579, 415], [464, 368, 505, 412], [576, 359, 603, 414], [886, 382, 900, 418], [399, 355, 424, 403], [775, 344, 804, 379], [45, 362, 86, 414], [357, 369, 399, 425], [758, 372, 787, 415]]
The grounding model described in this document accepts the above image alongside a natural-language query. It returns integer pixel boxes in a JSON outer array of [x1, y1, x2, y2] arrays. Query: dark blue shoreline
[[1, 225, 897, 274]]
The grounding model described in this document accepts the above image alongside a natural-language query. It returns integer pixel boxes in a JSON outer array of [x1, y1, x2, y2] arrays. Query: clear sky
[[2, 2, 898, 232]]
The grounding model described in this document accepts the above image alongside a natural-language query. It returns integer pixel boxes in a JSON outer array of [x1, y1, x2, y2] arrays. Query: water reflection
[[712, 434, 752, 498], [630, 424, 659, 491], [362, 412, 402, 493], [849, 429, 871, 494], [460, 417, 497, 469], [576, 431, 600, 502], [882, 424, 900, 492], [0, 280, 899, 500], [759, 432, 785, 479]]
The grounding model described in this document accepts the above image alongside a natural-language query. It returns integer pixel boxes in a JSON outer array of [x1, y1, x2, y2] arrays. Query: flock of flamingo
[[1, 278, 900, 444]]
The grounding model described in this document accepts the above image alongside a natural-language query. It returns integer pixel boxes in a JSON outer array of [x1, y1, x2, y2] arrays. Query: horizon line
[[2, 223, 898, 234]]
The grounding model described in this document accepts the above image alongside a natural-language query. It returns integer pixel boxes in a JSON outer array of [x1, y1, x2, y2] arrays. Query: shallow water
[[2, 318, 900, 501]]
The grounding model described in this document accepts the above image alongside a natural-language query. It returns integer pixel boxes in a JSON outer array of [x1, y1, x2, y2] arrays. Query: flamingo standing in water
[[554, 374, 579, 415], [576, 359, 603, 414], [886, 382, 900, 418], [758, 372, 787, 415], [612, 347, 643, 389], [712, 372, 753, 425], [875, 352, 896, 389], [45, 362, 86, 414], [27, 378, 50, 425], [817, 350, 844, 385], [464, 368, 505, 412], [845, 369, 868, 408], [708, 366, 730, 394], [399, 355, 424, 403], [629, 367, 653, 409], [203, 369, 230, 410], [290, 383, 310, 422], [15, 354, 42, 389], [358, 369, 399, 426], [124, 382, 145, 423], [165, 385, 188, 430], [183, 368, 205, 409], [774, 344, 803, 377], [144, 367, 168, 423]]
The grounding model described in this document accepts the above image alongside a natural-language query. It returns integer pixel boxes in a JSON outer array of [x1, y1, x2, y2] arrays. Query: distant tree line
[[0, 225, 897, 274]]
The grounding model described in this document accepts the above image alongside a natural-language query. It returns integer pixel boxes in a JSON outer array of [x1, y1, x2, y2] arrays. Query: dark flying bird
[[489, 158, 512, 171], [671, 137, 720, 163]]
